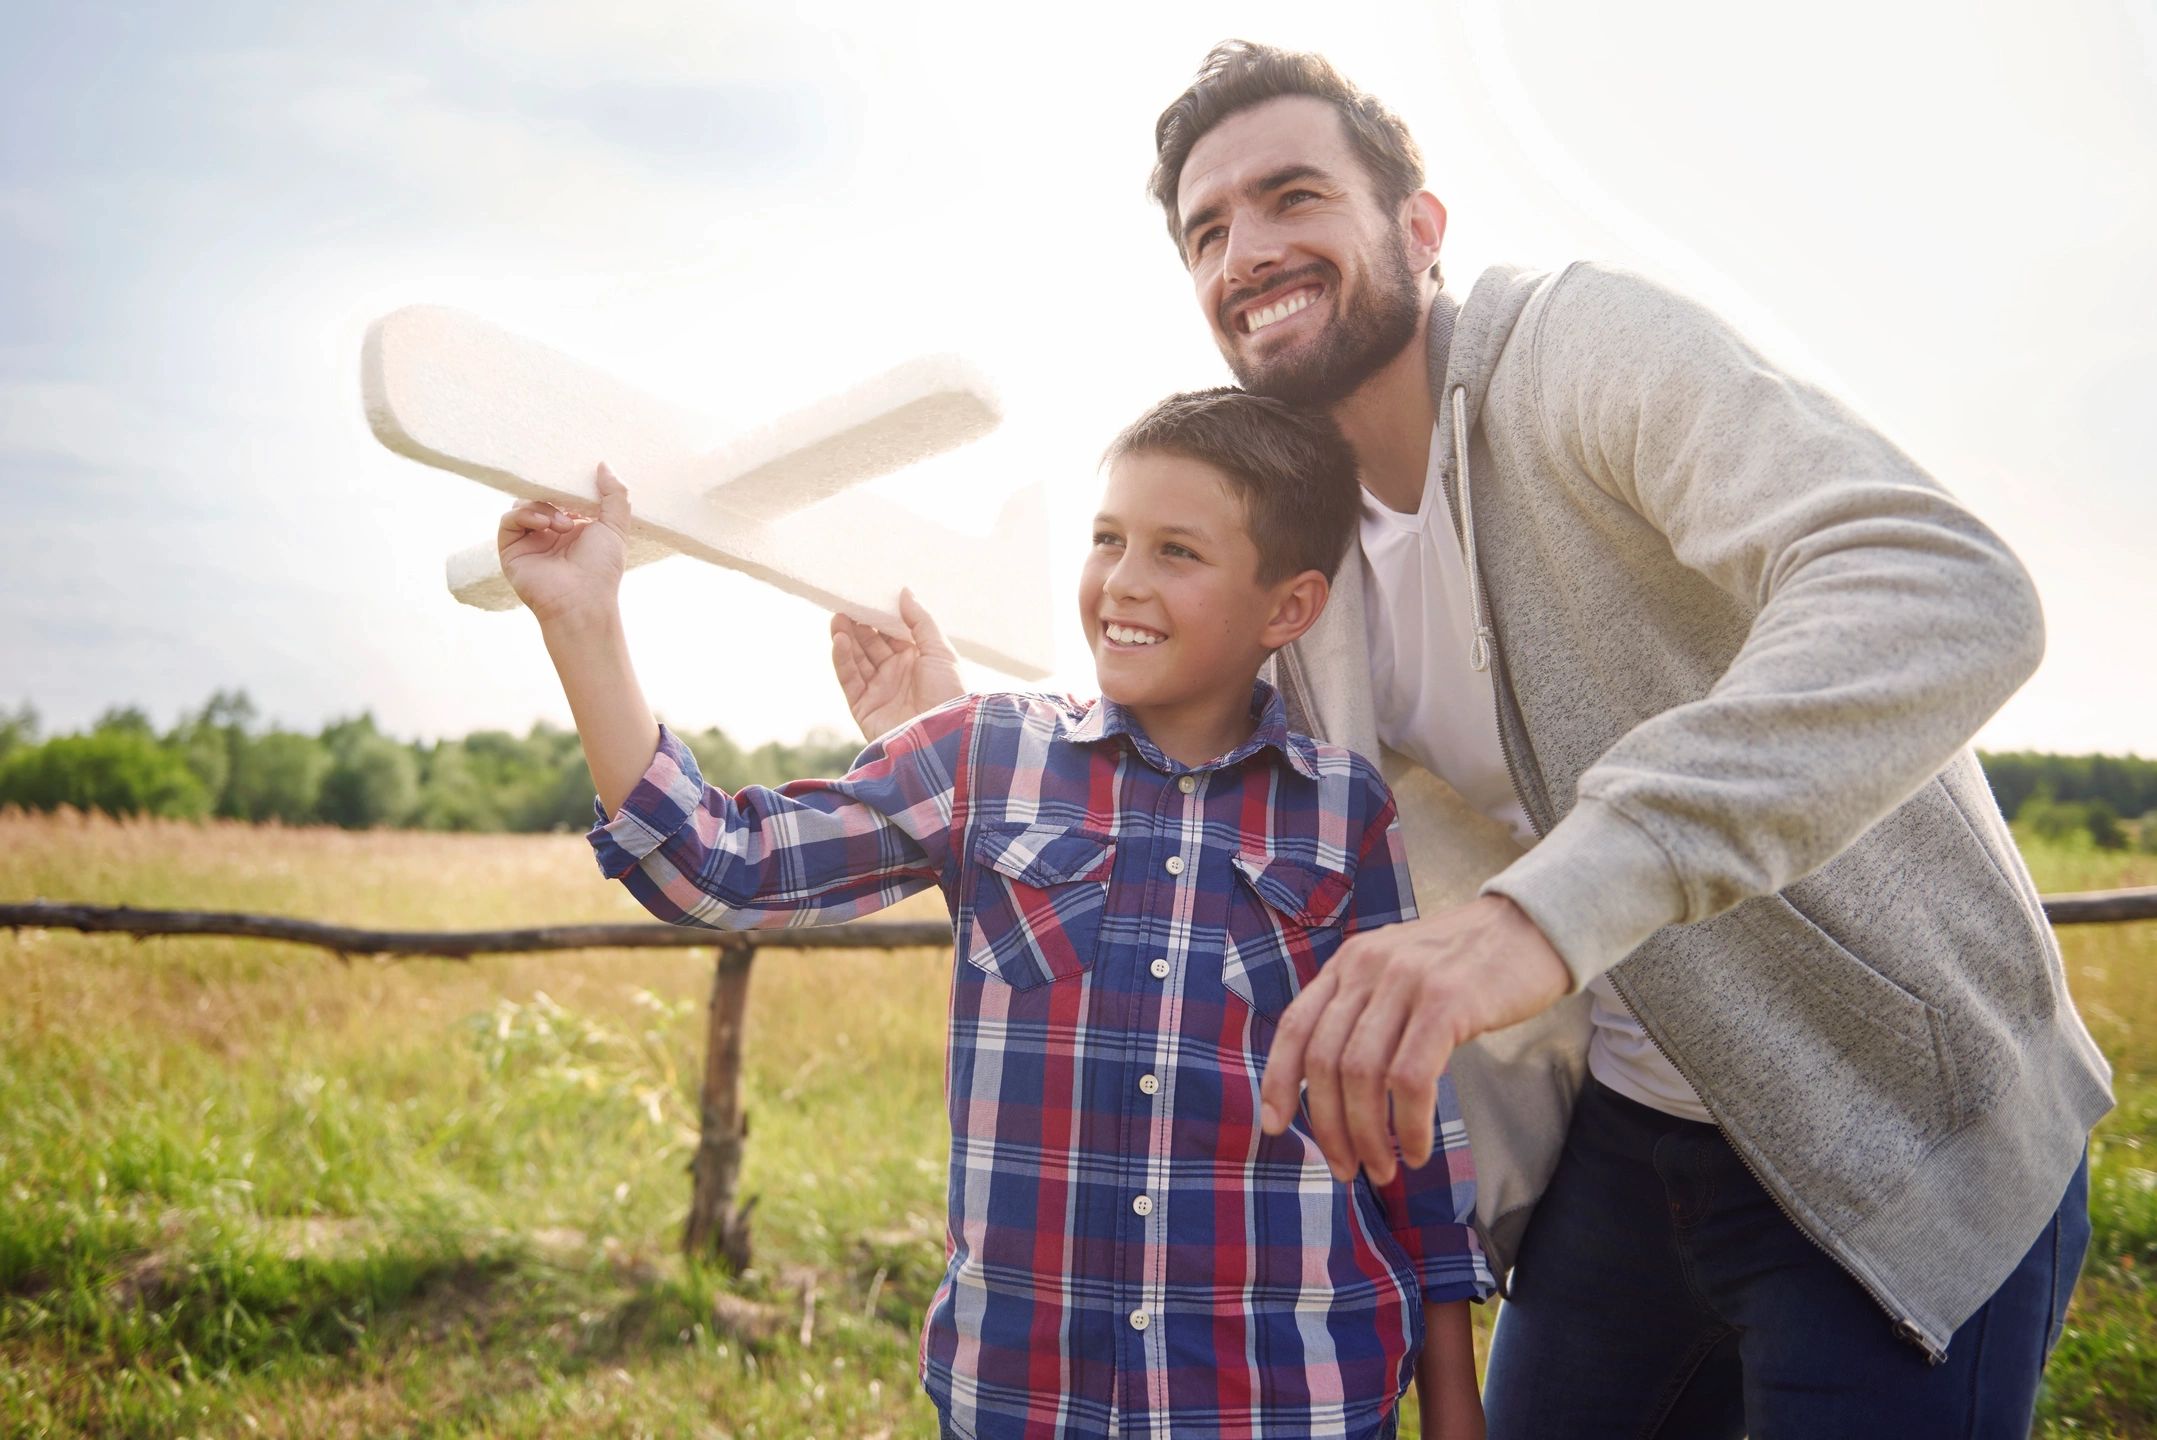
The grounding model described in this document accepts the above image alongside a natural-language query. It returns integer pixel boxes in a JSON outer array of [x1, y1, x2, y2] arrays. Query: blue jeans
[[1484, 1078, 2090, 1440]]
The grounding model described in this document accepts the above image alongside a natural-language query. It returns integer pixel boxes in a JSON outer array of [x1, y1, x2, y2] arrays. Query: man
[[831, 41, 2110, 1438]]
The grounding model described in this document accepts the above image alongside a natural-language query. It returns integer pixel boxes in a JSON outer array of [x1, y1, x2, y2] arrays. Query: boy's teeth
[[1107, 624, 1163, 646], [1245, 289, 1316, 333]]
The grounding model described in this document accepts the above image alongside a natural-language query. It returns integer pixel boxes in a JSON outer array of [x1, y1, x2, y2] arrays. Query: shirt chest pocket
[[964, 823, 1118, 990], [1222, 852, 1354, 1020]]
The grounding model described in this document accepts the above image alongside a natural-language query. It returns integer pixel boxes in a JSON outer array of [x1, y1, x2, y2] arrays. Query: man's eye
[[1192, 226, 1226, 257], [1281, 189, 1318, 207]]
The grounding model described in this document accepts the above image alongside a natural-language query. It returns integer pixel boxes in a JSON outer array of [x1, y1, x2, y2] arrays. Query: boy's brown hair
[[1103, 387, 1360, 584]]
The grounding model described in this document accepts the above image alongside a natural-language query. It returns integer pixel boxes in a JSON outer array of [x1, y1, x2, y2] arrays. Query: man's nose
[[1222, 213, 1285, 292]]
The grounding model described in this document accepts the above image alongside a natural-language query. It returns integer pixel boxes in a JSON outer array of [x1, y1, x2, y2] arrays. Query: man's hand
[[829, 590, 965, 742], [1260, 894, 1571, 1184], [498, 461, 631, 629]]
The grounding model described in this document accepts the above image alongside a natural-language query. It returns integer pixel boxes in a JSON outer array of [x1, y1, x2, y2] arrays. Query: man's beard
[[1221, 239, 1421, 409]]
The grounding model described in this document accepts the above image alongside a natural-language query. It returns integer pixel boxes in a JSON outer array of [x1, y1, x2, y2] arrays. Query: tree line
[[0, 693, 861, 833], [2, 694, 2153, 850]]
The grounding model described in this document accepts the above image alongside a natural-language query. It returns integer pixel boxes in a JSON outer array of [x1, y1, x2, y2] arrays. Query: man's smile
[[1223, 271, 1331, 339], [1240, 284, 1323, 334]]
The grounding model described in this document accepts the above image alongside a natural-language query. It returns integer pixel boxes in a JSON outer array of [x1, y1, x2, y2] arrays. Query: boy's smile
[[1082, 450, 1310, 767]]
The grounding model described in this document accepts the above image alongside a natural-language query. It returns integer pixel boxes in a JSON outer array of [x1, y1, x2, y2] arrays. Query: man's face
[[1175, 95, 1422, 408], [1080, 451, 1279, 723]]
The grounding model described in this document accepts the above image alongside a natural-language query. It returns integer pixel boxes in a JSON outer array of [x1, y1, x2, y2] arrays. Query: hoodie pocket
[[1222, 851, 1354, 1020], [1640, 892, 1966, 1227], [963, 823, 1117, 990]]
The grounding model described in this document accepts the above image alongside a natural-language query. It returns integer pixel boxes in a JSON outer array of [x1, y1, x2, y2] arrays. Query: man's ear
[[1401, 190, 1447, 277], [1260, 569, 1331, 651]]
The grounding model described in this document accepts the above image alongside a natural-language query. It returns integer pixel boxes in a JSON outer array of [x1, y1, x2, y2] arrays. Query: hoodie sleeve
[[1481, 263, 2044, 987]]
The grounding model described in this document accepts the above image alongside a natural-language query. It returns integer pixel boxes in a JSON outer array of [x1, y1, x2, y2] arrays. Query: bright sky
[[4, 1, 2153, 755]]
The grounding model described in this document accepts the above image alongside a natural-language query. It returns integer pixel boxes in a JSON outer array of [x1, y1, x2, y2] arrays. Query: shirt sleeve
[[585, 698, 974, 930], [1481, 262, 2045, 987], [1346, 778, 1496, 1303]]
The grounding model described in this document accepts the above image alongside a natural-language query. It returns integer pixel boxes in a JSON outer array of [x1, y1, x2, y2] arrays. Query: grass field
[[2, 807, 2153, 1438]]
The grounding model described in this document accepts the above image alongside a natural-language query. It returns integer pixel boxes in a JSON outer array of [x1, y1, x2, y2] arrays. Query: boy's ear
[[1260, 569, 1331, 651]]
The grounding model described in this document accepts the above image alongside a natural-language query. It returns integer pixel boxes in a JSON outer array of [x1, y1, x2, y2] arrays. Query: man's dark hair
[[1149, 40, 1438, 281], [1103, 387, 1360, 584]]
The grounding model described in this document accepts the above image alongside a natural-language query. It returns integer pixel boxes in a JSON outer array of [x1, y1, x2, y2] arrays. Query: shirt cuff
[[1479, 796, 1688, 991], [585, 725, 707, 879], [1418, 1249, 1497, 1305]]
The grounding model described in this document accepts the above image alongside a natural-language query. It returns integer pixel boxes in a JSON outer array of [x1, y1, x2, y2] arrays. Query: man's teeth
[[1106, 624, 1164, 646], [1245, 290, 1316, 333]]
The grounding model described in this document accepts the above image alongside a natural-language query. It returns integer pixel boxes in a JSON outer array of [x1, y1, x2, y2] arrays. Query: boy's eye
[[1093, 531, 1124, 548], [1163, 543, 1198, 560]]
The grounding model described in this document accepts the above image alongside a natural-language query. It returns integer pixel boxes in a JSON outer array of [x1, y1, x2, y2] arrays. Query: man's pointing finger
[[1258, 964, 1335, 1134]]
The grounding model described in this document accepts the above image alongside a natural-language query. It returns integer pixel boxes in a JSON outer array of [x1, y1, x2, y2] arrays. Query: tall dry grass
[[2, 807, 2152, 1437]]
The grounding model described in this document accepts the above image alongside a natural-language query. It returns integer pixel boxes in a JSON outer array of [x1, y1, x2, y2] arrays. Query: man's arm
[[1263, 264, 2045, 1180], [1484, 263, 2044, 982]]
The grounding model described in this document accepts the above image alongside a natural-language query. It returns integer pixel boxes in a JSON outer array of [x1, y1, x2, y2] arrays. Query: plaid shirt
[[589, 683, 1490, 1440]]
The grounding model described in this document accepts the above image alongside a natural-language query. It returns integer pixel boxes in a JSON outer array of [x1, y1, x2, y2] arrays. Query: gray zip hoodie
[[1270, 261, 2113, 1356]]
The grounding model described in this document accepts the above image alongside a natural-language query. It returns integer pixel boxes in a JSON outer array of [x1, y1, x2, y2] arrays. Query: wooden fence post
[[684, 943, 757, 1270]]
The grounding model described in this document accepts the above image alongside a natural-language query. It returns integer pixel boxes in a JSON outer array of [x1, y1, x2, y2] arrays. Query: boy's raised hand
[[498, 462, 633, 628], [830, 590, 966, 742]]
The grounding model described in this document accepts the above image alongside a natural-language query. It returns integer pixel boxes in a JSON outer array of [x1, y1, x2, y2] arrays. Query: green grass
[[2018, 837, 2157, 1438], [1, 809, 2152, 1437]]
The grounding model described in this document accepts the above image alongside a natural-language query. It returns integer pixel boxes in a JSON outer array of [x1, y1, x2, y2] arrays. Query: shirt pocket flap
[[975, 823, 1117, 888], [1230, 851, 1354, 927]]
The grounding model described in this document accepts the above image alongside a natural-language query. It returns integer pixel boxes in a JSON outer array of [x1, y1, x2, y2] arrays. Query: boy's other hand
[[498, 462, 632, 629], [1259, 895, 1570, 1185], [830, 589, 965, 742]]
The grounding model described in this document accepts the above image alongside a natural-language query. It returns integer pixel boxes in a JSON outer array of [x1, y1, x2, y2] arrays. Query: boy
[[498, 388, 1492, 1439]]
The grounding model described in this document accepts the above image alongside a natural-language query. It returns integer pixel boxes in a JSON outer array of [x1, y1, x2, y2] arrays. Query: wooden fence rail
[[5, 888, 2155, 1269], [0, 901, 951, 1273]]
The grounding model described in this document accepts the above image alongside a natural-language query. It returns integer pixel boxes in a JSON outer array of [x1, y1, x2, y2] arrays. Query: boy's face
[[1081, 450, 1285, 722]]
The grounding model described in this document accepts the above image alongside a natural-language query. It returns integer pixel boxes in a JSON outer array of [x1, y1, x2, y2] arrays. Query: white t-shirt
[[1357, 426, 1711, 1124]]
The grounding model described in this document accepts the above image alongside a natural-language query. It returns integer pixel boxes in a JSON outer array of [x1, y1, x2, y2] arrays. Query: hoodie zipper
[[1437, 384, 1945, 1362]]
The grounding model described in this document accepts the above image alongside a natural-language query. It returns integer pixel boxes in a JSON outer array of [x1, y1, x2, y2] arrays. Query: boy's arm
[[1416, 1300, 1485, 1439], [498, 462, 659, 816], [502, 463, 965, 925]]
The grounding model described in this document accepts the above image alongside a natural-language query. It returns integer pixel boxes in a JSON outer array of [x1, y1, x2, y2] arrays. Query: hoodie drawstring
[[1453, 384, 1495, 673]]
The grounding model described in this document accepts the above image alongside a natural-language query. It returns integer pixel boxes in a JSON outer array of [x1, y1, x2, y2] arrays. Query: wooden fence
[[5, 888, 2154, 1270]]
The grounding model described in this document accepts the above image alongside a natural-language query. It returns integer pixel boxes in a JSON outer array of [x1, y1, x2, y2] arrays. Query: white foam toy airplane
[[361, 305, 1054, 678]]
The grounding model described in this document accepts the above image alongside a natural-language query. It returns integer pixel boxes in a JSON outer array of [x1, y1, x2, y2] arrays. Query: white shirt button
[[1129, 1309, 1150, 1331], [1133, 1194, 1154, 1216], [1149, 956, 1171, 979], [1139, 1073, 1160, 1095], [1164, 855, 1185, 876], [1177, 775, 1196, 794]]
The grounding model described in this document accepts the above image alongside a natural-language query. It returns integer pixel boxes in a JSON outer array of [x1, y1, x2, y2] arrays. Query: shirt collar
[[1068, 679, 1321, 781]]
